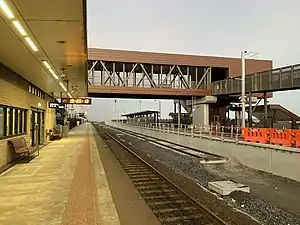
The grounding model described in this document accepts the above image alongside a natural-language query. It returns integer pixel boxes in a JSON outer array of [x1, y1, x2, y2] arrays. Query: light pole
[[154, 100, 161, 124], [158, 100, 161, 123], [191, 97, 194, 114], [139, 100, 142, 112], [114, 100, 117, 119], [241, 51, 246, 128], [241, 50, 259, 128]]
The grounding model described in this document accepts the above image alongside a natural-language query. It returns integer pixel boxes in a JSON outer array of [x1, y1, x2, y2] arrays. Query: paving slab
[[0, 123, 120, 225], [208, 180, 250, 196]]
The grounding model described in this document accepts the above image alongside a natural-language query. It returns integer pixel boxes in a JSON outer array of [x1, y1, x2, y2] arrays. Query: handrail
[[114, 121, 300, 149], [212, 63, 300, 95]]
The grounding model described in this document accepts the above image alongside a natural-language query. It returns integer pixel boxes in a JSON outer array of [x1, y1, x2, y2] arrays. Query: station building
[[0, 0, 88, 168]]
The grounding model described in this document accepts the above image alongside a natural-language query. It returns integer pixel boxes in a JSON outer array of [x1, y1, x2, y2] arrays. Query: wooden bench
[[8, 137, 39, 163]]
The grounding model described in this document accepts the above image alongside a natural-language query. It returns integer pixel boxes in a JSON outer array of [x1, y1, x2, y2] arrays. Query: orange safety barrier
[[242, 128, 269, 144], [268, 128, 295, 147], [294, 130, 300, 148]]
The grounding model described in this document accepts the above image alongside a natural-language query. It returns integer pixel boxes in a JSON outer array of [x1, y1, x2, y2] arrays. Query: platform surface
[[0, 123, 120, 225]]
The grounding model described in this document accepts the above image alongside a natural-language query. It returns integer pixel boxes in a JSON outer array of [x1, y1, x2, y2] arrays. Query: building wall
[[0, 64, 56, 168]]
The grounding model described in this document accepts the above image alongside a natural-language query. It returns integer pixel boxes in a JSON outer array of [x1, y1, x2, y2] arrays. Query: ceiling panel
[[0, 0, 87, 98], [12, 0, 83, 21], [26, 21, 85, 56], [0, 17, 61, 95], [26, 20, 86, 96]]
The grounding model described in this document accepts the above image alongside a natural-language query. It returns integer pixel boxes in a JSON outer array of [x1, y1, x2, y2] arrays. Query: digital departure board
[[60, 98, 92, 105]]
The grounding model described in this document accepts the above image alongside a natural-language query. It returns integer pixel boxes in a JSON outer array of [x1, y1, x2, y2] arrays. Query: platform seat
[[8, 137, 39, 163]]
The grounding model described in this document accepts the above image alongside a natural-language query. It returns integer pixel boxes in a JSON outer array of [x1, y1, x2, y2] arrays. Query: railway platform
[[0, 123, 159, 225]]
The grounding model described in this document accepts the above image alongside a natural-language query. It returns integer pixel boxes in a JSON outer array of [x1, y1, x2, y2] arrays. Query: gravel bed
[[107, 127, 300, 225], [104, 127, 260, 225], [223, 191, 300, 225]]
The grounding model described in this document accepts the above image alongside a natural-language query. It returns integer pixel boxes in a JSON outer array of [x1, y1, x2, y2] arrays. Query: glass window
[[19, 110, 23, 134], [6, 108, 10, 136], [14, 109, 19, 134], [0, 107, 4, 137], [11, 109, 15, 135], [0, 107, 27, 137], [23, 110, 27, 133]]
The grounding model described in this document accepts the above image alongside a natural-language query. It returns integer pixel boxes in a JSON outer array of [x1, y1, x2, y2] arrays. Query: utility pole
[[241, 50, 246, 128], [114, 100, 117, 119], [241, 50, 259, 128], [158, 100, 161, 124]]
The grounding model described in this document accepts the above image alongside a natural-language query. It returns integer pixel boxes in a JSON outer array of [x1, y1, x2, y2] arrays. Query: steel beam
[[160, 65, 175, 87], [100, 61, 117, 86], [140, 63, 156, 87], [176, 65, 190, 89], [88, 61, 98, 76], [196, 67, 211, 89], [123, 63, 138, 85]]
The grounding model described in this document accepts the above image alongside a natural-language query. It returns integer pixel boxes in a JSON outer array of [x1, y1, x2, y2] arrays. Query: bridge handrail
[[211, 63, 300, 95]]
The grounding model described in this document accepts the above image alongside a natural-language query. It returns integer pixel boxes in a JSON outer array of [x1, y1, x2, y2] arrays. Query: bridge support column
[[192, 96, 217, 127]]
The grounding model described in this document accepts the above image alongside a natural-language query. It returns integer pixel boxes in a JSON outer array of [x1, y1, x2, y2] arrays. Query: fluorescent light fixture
[[25, 37, 38, 52], [42, 61, 58, 79], [0, 0, 14, 19], [67, 93, 72, 98], [12, 20, 27, 36], [49, 68, 55, 74], [42, 61, 51, 70], [49, 69, 58, 79], [42, 60, 58, 80], [59, 82, 67, 91]]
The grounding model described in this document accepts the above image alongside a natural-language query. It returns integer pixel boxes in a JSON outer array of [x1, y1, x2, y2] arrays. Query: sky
[[85, 0, 300, 121]]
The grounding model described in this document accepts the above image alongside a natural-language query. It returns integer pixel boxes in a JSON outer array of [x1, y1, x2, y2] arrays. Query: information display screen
[[61, 98, 92, 105], [49, 102, 64, 108]]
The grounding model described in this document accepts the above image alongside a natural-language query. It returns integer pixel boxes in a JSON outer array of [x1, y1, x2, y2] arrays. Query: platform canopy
[[0, 0, 88, 98], [121, 110, 159, 118]]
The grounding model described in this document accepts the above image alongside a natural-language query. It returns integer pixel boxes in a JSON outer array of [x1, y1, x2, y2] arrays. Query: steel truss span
[[87, 60, 212, 98]]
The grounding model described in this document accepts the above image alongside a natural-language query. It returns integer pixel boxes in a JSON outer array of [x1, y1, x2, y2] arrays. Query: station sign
[[61, 98, 92, 105], [49, 102, 64, 109]]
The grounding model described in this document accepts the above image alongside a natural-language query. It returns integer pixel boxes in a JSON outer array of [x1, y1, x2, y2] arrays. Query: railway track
[[95, 124, 229, 225], [105, 125, 228, 164]]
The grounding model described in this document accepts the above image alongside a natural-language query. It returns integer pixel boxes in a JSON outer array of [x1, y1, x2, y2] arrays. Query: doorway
[[30, 108, 45, 146]]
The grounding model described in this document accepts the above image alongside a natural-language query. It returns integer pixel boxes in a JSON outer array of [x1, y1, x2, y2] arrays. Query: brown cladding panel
[[88, 48, 273, 77], [88, 85, 210, 98]]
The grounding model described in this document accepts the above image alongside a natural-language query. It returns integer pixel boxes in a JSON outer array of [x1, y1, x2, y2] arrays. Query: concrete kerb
[[110, 122, 300, 183], [89, 124, 120, 225]]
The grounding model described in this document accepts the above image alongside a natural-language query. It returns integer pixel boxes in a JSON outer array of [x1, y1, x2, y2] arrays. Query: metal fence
[[118, 121, 243, 142]]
